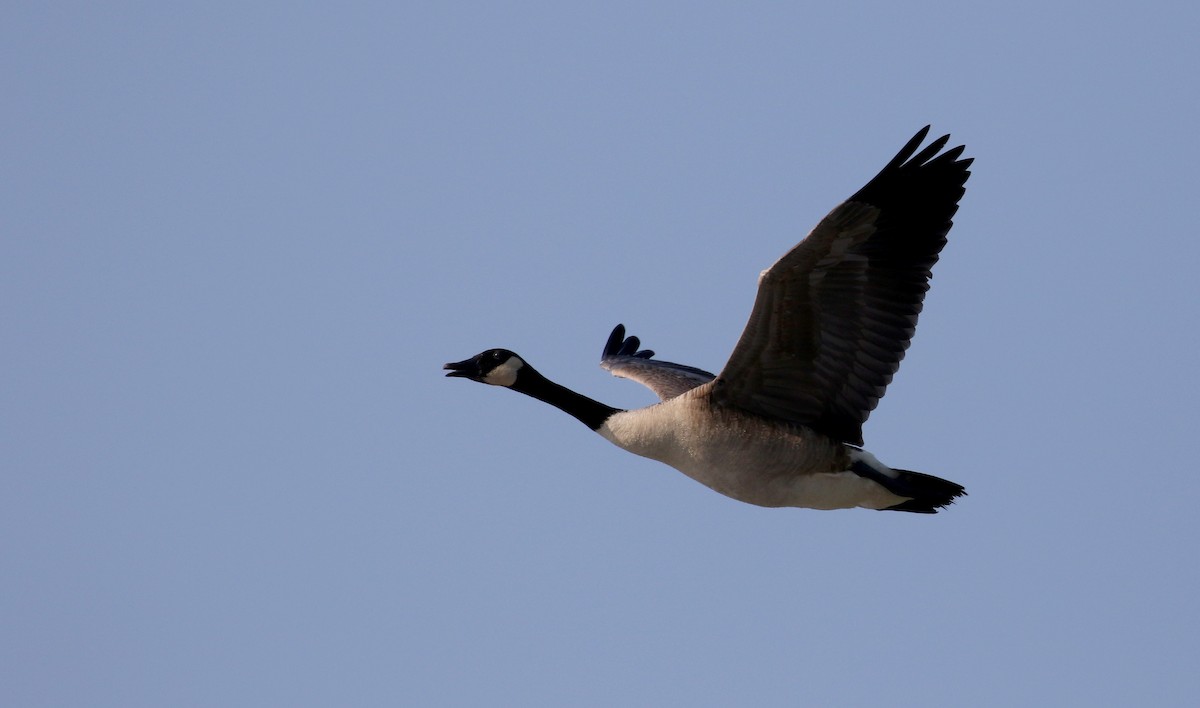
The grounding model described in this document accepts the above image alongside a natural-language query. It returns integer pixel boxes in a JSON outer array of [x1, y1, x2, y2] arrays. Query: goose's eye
[[491, 351, 505, 361]]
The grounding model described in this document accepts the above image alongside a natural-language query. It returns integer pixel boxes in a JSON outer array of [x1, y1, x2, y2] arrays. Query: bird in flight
[[446, 127, 970, 512]]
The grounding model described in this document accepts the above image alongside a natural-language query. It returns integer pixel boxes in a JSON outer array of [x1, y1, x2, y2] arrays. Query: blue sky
[[4, 2, 1198, 706]]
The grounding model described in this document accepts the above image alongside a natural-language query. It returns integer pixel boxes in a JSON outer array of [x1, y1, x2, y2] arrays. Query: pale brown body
[[597, 387, 908, 510]]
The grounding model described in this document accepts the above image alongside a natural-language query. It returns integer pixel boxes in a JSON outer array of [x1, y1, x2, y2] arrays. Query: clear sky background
[[4, 2, 1198, 706]]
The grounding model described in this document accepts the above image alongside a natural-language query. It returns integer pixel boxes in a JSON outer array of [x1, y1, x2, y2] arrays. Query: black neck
[[512, 367, 620, 430]]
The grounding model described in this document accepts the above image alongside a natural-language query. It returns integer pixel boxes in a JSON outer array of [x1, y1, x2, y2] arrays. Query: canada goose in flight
[[445, 127, 970, 512]]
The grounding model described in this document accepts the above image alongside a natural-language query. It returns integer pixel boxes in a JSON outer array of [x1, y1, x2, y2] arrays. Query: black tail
[[850, 460, 966, 514], [882, 469, 966, 513]]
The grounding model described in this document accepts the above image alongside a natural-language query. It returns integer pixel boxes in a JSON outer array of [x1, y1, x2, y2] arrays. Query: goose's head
[[444, 349, 527, 387]]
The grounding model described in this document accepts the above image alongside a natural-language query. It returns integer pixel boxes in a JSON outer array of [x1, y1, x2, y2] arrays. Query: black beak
[[443, 357, 479, 378]]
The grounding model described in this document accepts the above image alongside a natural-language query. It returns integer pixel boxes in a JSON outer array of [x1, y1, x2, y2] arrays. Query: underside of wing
[[600, 324, 715, 401], [712, 127, 972, 445]]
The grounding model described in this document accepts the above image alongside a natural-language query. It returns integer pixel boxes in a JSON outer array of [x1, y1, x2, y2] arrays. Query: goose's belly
[[597, 396, 903, 510]]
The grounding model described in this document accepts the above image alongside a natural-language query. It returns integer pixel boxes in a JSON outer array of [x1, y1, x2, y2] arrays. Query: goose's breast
[[596, 395, 846, 506]]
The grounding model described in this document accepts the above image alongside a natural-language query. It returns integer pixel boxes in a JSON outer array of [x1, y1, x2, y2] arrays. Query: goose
[[445, 127, 970, 513]]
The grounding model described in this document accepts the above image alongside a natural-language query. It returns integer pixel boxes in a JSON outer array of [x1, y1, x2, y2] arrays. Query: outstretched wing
[[712, 127, 972, 445], [600, 324, 715, 401]]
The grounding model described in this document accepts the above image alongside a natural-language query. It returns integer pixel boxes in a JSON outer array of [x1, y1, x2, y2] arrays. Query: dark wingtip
[[603, 324, 626, 359], [887, 126, 970, 171], [848, 126, 971, 214], [886, 126, 932, 169], [602, 323, 656, 360]]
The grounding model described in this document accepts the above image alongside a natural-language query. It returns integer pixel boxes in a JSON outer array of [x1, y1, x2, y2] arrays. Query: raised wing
[[712, 127, 971, 445], [600, 324, 715, 401]]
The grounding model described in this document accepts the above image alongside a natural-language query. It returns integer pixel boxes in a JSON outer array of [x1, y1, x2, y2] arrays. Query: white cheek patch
[[484, 357, 524, 387]]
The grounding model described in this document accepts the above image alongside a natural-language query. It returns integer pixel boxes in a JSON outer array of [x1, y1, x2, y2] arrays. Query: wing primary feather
[[603, 324, 627, 358]]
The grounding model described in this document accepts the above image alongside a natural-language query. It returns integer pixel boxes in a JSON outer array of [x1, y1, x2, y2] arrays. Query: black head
[[443, 349, 526, 387]]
